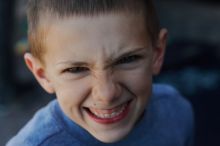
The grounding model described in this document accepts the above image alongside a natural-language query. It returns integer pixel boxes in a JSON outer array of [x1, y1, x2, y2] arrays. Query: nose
[[92, 71, 121, 104]]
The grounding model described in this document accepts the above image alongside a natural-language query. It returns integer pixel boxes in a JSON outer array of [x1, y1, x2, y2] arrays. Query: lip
[[85, 100, 131, 124]]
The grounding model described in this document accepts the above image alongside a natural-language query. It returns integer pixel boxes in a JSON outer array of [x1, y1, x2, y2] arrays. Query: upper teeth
[[90, 104, 126, 119]]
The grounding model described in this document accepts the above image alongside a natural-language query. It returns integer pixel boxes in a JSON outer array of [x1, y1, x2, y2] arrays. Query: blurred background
[[0, 0, 219, 145]]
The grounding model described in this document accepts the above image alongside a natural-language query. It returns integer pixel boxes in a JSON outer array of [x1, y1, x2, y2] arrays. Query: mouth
[[84, 100, 132, 124]]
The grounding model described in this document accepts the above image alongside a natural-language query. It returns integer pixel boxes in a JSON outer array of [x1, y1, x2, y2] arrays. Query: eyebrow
[[114, 47, 146, 60], [56, 47, 147, 68], [56, 61, 89, 67], [105, 47, 147, 68]]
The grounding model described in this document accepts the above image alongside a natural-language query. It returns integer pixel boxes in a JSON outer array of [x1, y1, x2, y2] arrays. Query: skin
[[24, 12, 167, 143]]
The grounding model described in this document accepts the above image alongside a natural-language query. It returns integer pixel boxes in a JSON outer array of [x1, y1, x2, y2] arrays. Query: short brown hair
[[27, 0, 160, 62]]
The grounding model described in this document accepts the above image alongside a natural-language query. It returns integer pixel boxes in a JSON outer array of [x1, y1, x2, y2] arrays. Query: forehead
[[39, 12, 151, 63]]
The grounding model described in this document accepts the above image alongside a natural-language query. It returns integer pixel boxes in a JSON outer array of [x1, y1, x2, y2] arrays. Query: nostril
[[91, 73, 122, 102]]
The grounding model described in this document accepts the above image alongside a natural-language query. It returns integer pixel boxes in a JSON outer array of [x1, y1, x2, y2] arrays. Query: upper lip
[[86, 99, 132, 110]]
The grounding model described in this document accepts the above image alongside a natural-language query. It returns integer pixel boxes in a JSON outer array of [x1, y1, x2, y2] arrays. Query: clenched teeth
[[89, 104, 126, 119]]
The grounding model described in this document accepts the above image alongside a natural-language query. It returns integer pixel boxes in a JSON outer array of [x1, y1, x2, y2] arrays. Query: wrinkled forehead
[[40, 12, 151, 59], [37, 11, 150, 44]]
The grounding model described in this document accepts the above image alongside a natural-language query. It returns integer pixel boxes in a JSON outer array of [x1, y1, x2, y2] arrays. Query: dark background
[[0, 0, 219, 145]]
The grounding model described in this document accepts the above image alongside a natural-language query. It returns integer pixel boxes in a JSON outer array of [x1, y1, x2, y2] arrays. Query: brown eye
[[64, 67, 89, 74], [116, 55, 142, 65]]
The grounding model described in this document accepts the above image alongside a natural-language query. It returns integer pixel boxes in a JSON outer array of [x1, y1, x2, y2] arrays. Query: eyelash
[[116, 55, 142, 65], [63, 67, 89, 74]]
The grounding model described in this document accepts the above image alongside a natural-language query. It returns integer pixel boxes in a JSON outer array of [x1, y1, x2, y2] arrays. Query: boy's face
[[25, 12, 167, 143]]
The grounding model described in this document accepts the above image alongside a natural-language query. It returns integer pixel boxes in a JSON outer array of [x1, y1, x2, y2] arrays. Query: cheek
[[54, 79, 91, 114], [131, 73, 152, 98], [120, 66, 153, 97]]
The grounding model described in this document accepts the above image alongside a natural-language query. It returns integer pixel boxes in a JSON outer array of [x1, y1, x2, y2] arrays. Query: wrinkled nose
[[92, 71, 121, 104]]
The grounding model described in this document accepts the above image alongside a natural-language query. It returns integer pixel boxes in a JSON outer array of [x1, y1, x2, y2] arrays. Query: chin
[[96, 135, 126, 143], [92, 125, 132, 143]]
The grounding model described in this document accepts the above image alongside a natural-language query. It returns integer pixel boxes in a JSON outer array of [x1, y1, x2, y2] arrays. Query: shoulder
[[150, 84, 194, 128], [149, 84, 194, 145], [6, 100, 64, 146], [151, 83, 193, 113]]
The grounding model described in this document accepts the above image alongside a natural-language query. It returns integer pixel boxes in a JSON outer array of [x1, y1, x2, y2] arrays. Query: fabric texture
[[6, 84, 194, 146]]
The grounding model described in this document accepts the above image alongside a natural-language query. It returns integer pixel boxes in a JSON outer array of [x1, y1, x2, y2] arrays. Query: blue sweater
[[6, 84, 194, 146]]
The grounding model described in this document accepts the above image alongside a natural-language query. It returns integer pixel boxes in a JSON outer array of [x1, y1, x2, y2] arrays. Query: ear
[[152, 28, 168, 75], [24, 53, 55, 94]]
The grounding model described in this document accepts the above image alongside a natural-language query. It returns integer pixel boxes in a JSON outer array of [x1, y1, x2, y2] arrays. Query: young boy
[[7, 0, 194, 145]]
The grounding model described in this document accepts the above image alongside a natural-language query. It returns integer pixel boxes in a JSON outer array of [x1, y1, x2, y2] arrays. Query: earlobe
[[152, 28, 168, 75], [24, 53, 55, 94]]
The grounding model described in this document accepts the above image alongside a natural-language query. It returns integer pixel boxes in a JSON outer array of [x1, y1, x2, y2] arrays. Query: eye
[[116, 55, 142, 65], [63, 67, 89, 74]]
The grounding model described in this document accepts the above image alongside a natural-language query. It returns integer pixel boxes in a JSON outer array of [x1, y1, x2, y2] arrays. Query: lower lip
[[86, 101, 131, 124]]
